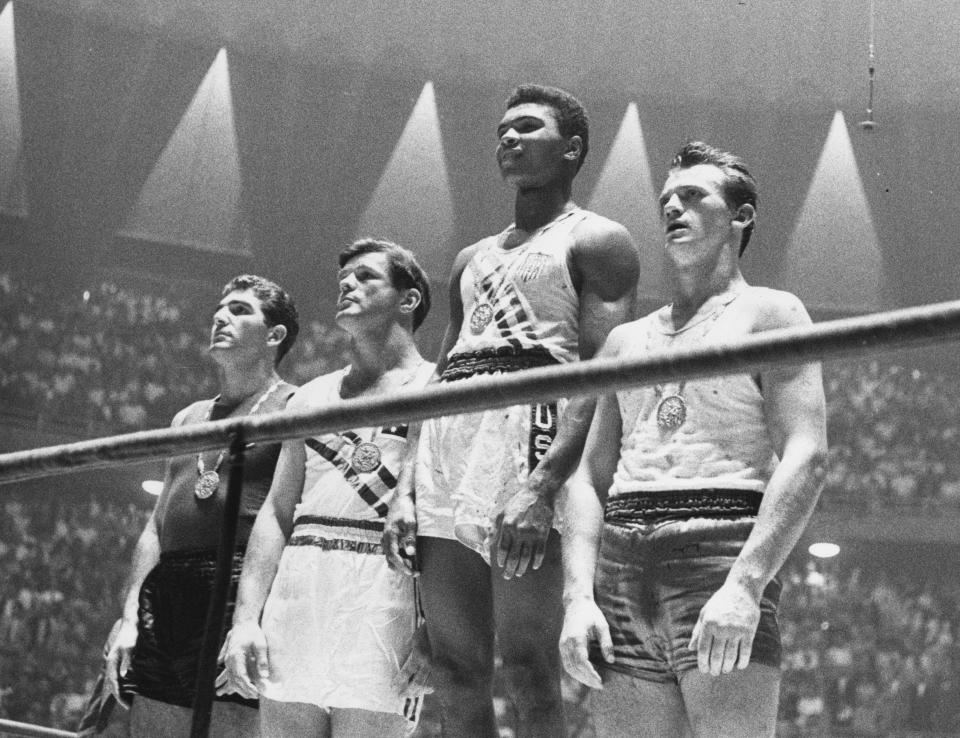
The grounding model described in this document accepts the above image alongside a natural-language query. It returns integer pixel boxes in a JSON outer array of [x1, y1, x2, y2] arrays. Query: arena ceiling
[[2, 0, 959, 324]]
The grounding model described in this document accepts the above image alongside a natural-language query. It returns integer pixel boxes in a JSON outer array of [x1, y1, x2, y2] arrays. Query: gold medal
[[194, 470, 220, 499], [469, 303, 494, 334], [352, 441, 382, 473], [656, 395, 687, 431]]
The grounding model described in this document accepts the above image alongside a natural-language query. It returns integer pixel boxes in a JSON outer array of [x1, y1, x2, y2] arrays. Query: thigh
[[592, 670, 690, 738], [417, 536, 495, 674], [331, 707, 408, 738], [491, 529, 564, 663], [259, 697, 329, 738], [129, 695, 191, 738], [209, 701, 260, 738], [679, 663, 781, 738]]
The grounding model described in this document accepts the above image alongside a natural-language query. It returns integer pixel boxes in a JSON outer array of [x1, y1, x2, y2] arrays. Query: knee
[[431, 649, 496, 701], [498, 650, 562, 715]]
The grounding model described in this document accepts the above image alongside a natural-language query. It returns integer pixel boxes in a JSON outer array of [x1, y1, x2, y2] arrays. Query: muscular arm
[[558, 332, 626, 687], [496, 220, 639, 578], [530, 220, 639, 500], [690, 291, 828, 675], [433, 243, 480, 376], [218, 436, 305, 697]]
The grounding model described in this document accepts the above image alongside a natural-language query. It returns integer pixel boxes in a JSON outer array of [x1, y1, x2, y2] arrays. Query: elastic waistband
[[441, 345, 558, 382], [604, 489, 762, 526], [156, 547, 245, 576], [293, 515, 384, 533], [287, 535, 383, 555]]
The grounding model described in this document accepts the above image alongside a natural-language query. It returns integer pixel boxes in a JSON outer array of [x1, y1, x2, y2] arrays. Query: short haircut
[[670, 141, 758, 255], [338, 238, 432, 331], [506, 84, 589, 171], [221, 274, 300, 365]]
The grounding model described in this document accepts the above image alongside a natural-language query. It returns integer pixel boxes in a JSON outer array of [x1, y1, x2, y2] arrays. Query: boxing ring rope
[[4, 298, 960, 486], [4, 297, 960, 738], [0, 719, 78, 738]]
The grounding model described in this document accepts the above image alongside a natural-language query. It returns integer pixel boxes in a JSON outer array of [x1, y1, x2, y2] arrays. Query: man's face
[[335, 251, 403, 329], [495, 102, 570, 188], [209, 289, 273, 357], [658, 164, 736, 256]]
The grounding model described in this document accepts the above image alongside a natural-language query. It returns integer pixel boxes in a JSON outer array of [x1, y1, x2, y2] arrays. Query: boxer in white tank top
[[220, 239, 433, 738], [383, 85, 640, 738], [561, 142, 827, 738]]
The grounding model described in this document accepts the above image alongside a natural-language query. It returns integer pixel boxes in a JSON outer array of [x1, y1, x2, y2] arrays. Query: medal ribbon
[[304, 432, 400, 517]]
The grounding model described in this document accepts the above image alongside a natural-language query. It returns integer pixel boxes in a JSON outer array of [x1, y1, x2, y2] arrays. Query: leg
[[331, 707, 409, 738], [129, 696, 191, 738], [592, 671, 691, 738], [418, 536, 498, 738], [679, 663, 781, 738], [259, 697, 330, 738], [491, 529, 565, 738], [209, 700, 260, 738]]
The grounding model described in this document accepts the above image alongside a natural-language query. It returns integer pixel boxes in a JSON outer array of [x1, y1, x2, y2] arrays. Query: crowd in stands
[[822, 357, 960, 511], [778, 555, 960, 736], [0, 270, 351, 437], [3, 269, 960, 735]]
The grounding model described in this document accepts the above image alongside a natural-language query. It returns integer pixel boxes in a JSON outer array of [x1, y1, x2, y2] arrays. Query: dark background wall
[[3, 0, 959, 362]]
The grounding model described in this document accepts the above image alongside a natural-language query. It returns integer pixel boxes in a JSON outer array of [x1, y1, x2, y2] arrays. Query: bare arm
[[218, 436, 305, 697], [690, 291, 828, 675], [433, 243, 478, 375], [495, 220, 639, 578], [383, 421, 424, 576], [105, 406, 191, 704], [558, 330, 627, 687]]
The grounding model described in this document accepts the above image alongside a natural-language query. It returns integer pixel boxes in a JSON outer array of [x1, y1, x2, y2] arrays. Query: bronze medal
[[656, 395, 687, 431], [352, 441, 382, 473], [194, 470, 220, 499], [469, 303, 494, 334]]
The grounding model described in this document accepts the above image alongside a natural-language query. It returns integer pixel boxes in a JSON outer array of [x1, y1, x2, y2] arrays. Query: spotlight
[[808, 542, 840, 558]]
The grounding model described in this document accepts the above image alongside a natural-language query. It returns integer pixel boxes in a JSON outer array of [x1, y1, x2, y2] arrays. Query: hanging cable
[[860, 0, 878, 131]]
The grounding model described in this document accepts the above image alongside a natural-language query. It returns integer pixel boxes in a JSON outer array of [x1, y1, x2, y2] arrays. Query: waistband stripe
[[293, 515, 384, 532], [288, 535, 382, 555], [604, 489, 762, 526]]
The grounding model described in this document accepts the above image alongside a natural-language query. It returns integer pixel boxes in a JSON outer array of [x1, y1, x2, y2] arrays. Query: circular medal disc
[[194, 470, 220, 499], [469, 303, 494, 335], [352, 441, 382, 473], [656, 395, 687, 431]]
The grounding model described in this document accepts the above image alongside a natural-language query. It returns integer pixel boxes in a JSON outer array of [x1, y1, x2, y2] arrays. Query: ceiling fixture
[[860, 0, 878, 131]]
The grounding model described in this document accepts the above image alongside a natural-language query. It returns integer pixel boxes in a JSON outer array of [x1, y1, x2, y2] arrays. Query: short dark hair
[[670, 141, 758, 255], [221, 274, 300, 364], [338, 238, 431, 331], [506, 84, 589, 171]]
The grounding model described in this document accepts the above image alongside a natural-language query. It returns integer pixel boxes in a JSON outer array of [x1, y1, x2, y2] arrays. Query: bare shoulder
[[570, 213, 640, 297], [288, 369, 346, 409], [171, 401, 206, 428], [598, 314, 651, 358], [571, 213, 638, 261], [451, 237, 494, 276], [742, 285, 813, 333]]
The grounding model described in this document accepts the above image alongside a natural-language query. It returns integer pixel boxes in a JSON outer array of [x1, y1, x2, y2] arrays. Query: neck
[[347, 325, 422, 380], [214, 358, 280, 405], [670, 262, 746, 329], [513, 183, 575, 233]]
